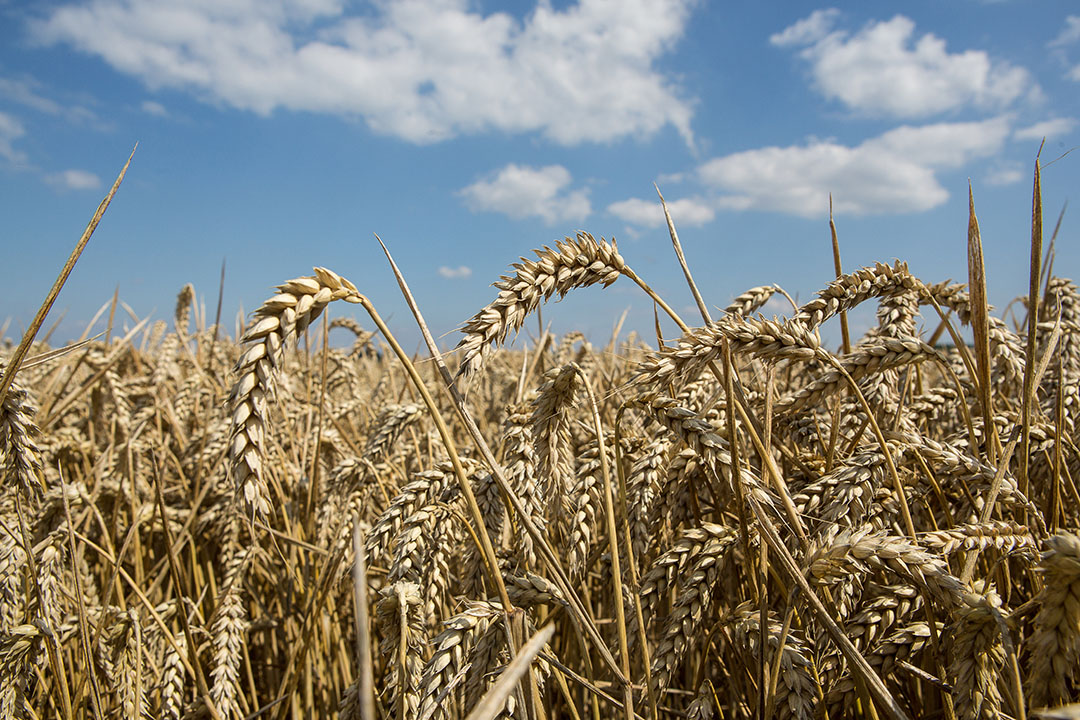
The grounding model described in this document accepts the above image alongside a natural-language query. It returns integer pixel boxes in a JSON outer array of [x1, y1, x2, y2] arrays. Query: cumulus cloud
[[698, 117, 1011, 217], [607, 196, 715, 228], [34, 0, 696, 145], [772, 10, 1035, 117], [0, 111, 28, 165], [46, 169, 103, 190], [1014, 117, 1076, 140], [438, 265, 472, 279], [459, 164, 591, 224]]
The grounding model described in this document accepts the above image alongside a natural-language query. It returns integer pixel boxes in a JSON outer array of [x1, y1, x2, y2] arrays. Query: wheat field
[[1, 167, 1079, 720]]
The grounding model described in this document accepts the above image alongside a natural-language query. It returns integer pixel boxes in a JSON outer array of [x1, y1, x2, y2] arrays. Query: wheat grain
[[530, 364, 581, 531], [377, 581, 425, 720], [794, 261, 916, 330]]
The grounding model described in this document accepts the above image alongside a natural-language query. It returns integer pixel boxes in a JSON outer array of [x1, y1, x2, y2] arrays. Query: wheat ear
[[1027, 532, 1080, 708], [229, 267, 361, 518], [455, 233, 625, 380], [949, 583, 1005, 720]]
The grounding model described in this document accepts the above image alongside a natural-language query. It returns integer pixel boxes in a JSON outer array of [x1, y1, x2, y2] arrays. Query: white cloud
[[698, 117, 1011, 217], [34, 0, 696, 145], [0, 76, 101, 126], [0, 111, 28, 165], [1047, 19, 1080, 82], [772, 11, 1036, 117], [459, 164, 591, 225], [768, 8, 840, 48], [986, 165, 1024, 186], [1014, 117, 1077, 141], [438, 265, 472, 279], [46, 169, 103, 190], [607, 196, 715, 228], [1049, 16, 1080, 48], [656, 171, 686, 185], [141, 100, 169, 116]]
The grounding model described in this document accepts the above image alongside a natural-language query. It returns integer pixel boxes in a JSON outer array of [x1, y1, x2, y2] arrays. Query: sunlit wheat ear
[[626, 434, 672, 562], [159, 634, 186, 720], [228, 267, 361, 519], [0, 516, 24, 637], [367, 466, 456, 563], [531, 364, 580, 532], [920, 520, 1037, 558], [455, 232, 625, 381], [650, 531, 737, 697], [209, 548, 254, 720], [793, 447, 894, 533], [635, 315, 821, 391], [723, 284, 780, 318], [793, 260, 915, 330], [832, 585, 922, 665], [362, 403, 424, 461], [377, 581, 425, 720], [416, 602, 502, 720], [499, 397, 545, 570], [567, 440, 603, 579], [775, 336, 939, 414], [636, 394, 777, 512], [1043, 277, 1080, 384], [807, 528, 966, 609], [948, 582, 1005, 720], [329, 315, 377, 356], [827, 621, 940, 718], [634, 523, 736, 654], [891, 432, 1046, 532], [0, 623, 41, 718], [923, 280, 1026, 387], [174, 283, 195, 337], [110, 608, 147, 719], [0, 370, 46, 498], [727, 602, 818, 720], [1027, 532, 1080, 708]]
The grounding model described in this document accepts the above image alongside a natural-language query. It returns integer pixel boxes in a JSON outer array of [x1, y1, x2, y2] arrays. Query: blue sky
[[2, 0, 1079, 352]]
